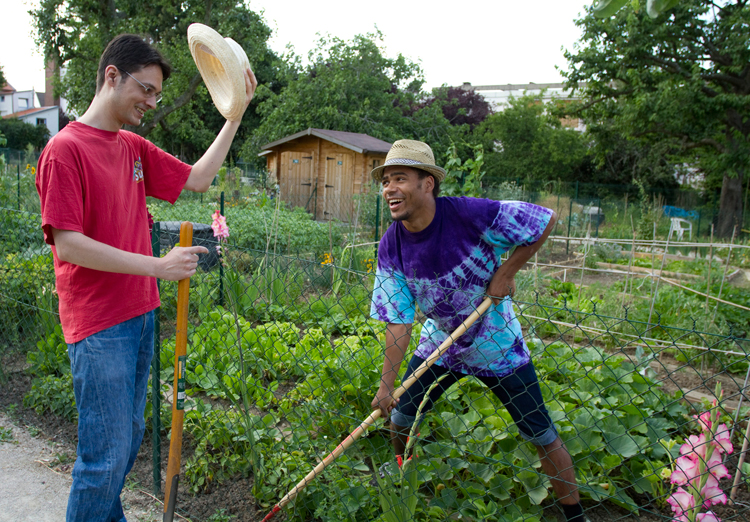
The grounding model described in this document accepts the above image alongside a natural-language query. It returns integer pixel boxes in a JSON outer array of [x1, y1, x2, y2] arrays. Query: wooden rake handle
[[163, 222, 194, 522], [262, 297, 493, 521]]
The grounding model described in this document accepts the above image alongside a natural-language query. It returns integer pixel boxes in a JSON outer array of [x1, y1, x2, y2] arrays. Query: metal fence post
[[219, 191, 225, 308], [151, 222, 162, 496], [17, 163, 21, 211]]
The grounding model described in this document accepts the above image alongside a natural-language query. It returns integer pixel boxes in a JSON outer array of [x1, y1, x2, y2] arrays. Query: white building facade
[[459, 82, 586, 131], [1, 81, 60, 138]]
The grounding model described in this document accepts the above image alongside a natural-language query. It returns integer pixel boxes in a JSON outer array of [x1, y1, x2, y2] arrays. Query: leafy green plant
[[27, 324, 69, 377], [0, 426, 14, 443], [23, 373, 77, 421], [0, 246, 55, 349], [441, 144, 486, 198]]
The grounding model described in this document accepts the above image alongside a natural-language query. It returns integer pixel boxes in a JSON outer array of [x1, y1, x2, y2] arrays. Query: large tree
[[420, 86, 492, 130], [564, 0, 750, 237], [32, 0, 280, 161], [477, 94, 592, 184], [243, 32, 458, 162]]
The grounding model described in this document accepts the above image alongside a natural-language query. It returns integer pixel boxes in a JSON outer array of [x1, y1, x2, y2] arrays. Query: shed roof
[[260, 128, 392, 155]]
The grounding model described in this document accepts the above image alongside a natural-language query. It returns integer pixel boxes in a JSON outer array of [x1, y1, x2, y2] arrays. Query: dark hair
[[416, 169, 441, 198], [96, 34, 172, 92]]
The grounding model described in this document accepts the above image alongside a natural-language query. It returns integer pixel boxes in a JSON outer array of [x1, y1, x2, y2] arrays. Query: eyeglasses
[[123, 70, 162, 103]]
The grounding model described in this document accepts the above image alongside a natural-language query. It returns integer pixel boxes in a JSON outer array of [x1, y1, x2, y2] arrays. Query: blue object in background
[[663, 205, 699, 220]]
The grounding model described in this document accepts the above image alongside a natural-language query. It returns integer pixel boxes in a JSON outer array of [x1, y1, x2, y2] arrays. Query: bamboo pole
[[518, 313, 748, 357], [647, 222, 657, 328], [730, 412, 750, 503], [658, 277, 750, 312], [576, 222, 591, 311], [648, 226, 673, 326], [546, 235, 746, 250], [705, 225, 714, 314], [261, 298, 493, 521], [712, 225, 738, 324], [621, 220, 636, 311], [728, 365, 750, 462]]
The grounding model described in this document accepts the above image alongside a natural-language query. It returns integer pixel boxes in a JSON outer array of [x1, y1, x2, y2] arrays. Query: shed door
[[280, 151, 315, 212], [322, 153, 354, 221]]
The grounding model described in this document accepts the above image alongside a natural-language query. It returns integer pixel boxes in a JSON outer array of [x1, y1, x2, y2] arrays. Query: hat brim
[[371, 161, 447, 183], [188, 24, 250, 121]]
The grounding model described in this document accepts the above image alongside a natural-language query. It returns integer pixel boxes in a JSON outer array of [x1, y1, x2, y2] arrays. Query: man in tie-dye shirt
[[369, 140, 585, 522]]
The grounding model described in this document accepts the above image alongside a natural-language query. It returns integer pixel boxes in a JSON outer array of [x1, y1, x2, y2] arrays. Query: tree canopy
[[477, 94, 592, 184], [564, 0, 750, 236], [419, 86, 492, 130], [242, 32, 462, 163], [32, 0, 280, 162], [0, 118, 51, 150]]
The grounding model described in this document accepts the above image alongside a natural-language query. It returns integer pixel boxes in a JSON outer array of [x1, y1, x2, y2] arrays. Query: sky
[[1, 0, 591, 94]]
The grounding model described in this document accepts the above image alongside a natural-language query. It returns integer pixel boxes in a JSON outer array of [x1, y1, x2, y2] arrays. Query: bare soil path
[[0, 412, 162, 522]]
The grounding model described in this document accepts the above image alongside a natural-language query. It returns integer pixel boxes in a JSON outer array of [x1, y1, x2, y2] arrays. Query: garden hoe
[[163, 221, 194, 522], [262, 297, 493, 521]]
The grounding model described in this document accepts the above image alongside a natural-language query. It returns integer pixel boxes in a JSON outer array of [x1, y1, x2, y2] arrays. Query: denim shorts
[[391, 356, 558, 447]]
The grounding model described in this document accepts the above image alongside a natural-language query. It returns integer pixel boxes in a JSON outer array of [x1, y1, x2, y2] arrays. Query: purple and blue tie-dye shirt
[[370, 197, 553, 377]]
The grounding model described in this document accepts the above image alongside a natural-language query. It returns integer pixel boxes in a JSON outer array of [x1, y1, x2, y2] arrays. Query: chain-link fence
[[3, 189, 750, 521]]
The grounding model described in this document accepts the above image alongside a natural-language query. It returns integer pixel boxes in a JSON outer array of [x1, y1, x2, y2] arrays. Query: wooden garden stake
[[163, 222, 194, 522], [261, 298, 493, 521]]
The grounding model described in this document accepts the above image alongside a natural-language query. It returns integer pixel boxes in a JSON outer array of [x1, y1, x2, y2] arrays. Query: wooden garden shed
[[259, 128, 392, 221]]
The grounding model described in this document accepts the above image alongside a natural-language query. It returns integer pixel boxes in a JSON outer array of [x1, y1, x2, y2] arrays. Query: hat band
[[384, 158, 430, 167]]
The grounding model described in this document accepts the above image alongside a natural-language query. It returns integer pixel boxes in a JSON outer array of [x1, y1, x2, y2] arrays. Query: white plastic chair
[[669, 218, 692, 241]]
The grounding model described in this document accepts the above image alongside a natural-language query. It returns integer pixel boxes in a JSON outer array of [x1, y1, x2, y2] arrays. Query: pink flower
[[680, 434, 708, 460], [704, 452, 731, 481], [712, 424, 733, 455], [667, 487, 695, 517], [694, 411, 713, 432], [211, 210, 229, 240], [697, 512, 721, 522], [671, 456, 700, 485], [701, 475, 727, 507]]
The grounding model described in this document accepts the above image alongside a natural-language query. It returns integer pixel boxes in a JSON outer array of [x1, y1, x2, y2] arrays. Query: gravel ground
[[0, 413, 163, 522]]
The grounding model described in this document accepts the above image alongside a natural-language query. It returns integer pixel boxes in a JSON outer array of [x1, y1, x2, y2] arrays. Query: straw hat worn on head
[[370, 140, 447, 183], [187, 23, 251, 121]]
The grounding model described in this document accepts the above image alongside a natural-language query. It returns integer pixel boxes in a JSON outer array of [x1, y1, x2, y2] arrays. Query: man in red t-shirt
[[35, 34, 257, 522]]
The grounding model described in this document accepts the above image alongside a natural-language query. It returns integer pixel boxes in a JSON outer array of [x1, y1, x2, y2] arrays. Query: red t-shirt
[[36, 122, 192, 343]]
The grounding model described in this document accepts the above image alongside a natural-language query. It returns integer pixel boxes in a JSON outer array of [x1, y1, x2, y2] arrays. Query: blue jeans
[[391, 356, 558, 446], [66, 311, 155, 522]]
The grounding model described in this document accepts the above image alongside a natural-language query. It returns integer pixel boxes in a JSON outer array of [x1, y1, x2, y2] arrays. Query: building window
[[19, 98, 28, 108], [37, 118, 47, 126], [0, 96, 4, 102]]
